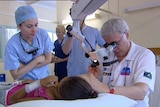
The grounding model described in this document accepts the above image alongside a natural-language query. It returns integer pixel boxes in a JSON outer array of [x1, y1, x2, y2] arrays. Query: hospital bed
[[0, 93, 136, 107]]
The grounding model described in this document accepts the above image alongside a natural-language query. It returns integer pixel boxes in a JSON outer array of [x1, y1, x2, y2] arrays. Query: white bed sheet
[[5, 93, 137, 107], [0, 104, 4, 107]]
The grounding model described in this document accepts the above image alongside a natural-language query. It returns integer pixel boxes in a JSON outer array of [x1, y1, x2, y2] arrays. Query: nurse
[[4, 6, 54, 81]]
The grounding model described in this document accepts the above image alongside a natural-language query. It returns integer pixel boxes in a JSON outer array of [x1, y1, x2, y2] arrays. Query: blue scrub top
[[4, 28, 54, 80], [62, 26, 105, 76]]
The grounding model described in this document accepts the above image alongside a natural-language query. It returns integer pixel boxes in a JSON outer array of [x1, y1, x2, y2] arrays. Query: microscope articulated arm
[[67, 0, 119, 67], [70, 0, 108, 20], [67, 0, 109, 54]]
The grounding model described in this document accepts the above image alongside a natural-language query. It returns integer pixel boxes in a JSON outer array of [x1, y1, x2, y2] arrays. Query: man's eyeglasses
[[104, 32, 126, 48], [115, 32, 126, 46], [19, 35, 39, 56]]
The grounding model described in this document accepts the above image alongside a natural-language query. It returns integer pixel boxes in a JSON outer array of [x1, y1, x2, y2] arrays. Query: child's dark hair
[[55, 76, 98, 100]]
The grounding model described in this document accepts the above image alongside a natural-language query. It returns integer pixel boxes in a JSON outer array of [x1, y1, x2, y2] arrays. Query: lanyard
[[19, 33, 39, 56], [102, 60, 131, 86]]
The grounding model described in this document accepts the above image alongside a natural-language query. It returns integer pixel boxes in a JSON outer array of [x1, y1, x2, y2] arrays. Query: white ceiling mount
[[124, 1, 160, 13], [25, 0, 40, 5], [98, 8, 113, 14]]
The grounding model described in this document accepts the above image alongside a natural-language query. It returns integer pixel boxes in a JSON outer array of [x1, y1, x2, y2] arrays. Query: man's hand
[[88, 65, 101, 79]]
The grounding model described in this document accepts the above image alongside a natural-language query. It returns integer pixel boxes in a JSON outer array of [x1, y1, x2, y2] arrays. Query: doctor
[[4, 6, 54, 81], [83, 17, 156, 107]]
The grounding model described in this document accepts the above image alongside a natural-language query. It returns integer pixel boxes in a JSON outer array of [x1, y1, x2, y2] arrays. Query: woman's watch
[[109, 84, 115, 94]]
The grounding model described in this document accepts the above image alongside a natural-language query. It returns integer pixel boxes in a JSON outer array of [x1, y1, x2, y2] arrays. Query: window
[[0, 27, 18, 61], [0, 27, 2, 61], [5, 28, 18, 41], [47, 31, 57, 42], [0, 26, 55, 62]]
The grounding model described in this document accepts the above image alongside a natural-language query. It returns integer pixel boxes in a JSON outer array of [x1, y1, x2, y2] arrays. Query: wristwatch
[[109, 84, 115, 94]]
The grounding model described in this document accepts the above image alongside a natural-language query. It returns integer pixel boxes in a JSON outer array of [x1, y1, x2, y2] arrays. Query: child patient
[[0, 75, 98, 106]]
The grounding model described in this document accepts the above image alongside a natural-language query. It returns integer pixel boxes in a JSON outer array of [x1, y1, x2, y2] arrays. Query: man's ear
[[125, 31, 130, 39]]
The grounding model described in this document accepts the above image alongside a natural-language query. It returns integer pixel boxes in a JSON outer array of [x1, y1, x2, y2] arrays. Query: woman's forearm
[[10, 56, 44, 80], [35, 53, 52, 68]]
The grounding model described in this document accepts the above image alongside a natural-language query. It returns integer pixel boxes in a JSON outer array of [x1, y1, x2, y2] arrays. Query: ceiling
[[15, 0, 58, 23], [15, 0, 113, 24], [15, 0, 57, 10]]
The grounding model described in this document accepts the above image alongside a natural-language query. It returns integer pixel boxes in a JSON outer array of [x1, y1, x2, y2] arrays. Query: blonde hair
[[56, 25, 66, 34]]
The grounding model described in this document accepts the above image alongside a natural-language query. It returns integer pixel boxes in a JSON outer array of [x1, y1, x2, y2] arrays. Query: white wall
[[57, 0, 160, 48], [0, 1, 57, 30]]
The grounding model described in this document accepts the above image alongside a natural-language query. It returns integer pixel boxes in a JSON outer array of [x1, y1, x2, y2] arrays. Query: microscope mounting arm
[[67, 0, 118, 67]]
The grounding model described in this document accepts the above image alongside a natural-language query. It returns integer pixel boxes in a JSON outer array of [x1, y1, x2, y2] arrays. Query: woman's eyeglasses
[[25, 47, 39, 55], [19, 34, 39, 56]]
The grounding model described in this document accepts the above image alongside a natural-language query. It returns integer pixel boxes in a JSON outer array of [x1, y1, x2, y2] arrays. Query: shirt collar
[[125, 41, 136, 61], [81, 25, 87, 31]]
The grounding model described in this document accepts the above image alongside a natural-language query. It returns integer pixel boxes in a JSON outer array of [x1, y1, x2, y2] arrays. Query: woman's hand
[[52, 56, 60, 63], [35, 55, 45, 64], [40, 76, 58, 87]]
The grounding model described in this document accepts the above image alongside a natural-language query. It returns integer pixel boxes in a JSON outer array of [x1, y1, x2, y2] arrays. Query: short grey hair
[[101, 17, 129, 37]]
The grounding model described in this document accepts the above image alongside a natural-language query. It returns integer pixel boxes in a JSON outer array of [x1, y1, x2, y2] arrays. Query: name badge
[[121, 67, 130, 75]]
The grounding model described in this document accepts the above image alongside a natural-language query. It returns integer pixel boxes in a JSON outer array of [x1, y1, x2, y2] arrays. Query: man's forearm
[[62, 37, 74, 55]]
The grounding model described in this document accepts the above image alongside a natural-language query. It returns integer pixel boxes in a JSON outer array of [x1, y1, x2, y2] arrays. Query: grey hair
[[101, 17, 129, 37]]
